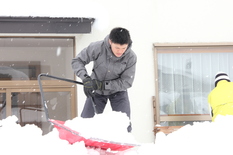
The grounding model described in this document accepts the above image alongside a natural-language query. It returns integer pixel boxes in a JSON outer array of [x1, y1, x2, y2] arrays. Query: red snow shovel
[[38, 74, 139, 151]]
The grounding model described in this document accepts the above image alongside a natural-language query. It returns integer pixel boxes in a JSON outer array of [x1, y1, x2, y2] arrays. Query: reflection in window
[[0, 65, 30, 80], [0, 38, 74, 80]]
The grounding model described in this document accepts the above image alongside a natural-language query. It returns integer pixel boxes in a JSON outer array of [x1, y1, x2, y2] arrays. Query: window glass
[[160, 121, 205, 126], [156, 46, 233, 116], [12, 91, 72, 134], [0, 37, 76, 134], [0, 38, 74, 80]]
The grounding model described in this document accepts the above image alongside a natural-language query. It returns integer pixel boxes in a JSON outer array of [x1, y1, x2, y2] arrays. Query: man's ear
[[109, 39, 112, 45]]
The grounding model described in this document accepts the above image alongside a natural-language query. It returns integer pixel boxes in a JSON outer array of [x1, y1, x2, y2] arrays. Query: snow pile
[[0, 112, 139, 155], [65, 111, 137, 144], [152, 115, 233, 155], [2, 113, 233, 154], [0, 115, 90, 155]]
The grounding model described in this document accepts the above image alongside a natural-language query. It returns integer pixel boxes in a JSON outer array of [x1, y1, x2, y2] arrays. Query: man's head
[[215, 71, 230, 87], [109, 27, 131, 57]]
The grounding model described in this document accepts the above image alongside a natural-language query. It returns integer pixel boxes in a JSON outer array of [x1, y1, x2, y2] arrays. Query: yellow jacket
[[208, 80, 233, 121]]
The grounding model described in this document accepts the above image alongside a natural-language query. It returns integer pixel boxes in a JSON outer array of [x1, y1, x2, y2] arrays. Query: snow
[[1, 112, 233, 154], [0, 0, 109, 31], [65, 111, 136, 144]]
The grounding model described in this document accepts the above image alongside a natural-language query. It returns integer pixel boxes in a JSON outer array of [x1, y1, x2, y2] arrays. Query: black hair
[[109, 27, 131, 45]]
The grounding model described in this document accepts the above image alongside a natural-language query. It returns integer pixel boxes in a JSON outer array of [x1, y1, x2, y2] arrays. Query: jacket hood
[[216, 80, 229, 87], [104, 35, 133, 59]]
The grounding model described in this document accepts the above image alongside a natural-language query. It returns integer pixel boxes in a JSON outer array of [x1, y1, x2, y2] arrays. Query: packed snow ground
[[0, 112, 233, 155]]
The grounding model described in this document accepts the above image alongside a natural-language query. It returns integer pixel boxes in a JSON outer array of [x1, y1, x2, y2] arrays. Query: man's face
[[109, 40, 128, 57]]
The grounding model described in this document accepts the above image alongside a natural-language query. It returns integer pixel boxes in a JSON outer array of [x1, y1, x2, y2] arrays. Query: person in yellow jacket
[[208, 72, 233, 121]]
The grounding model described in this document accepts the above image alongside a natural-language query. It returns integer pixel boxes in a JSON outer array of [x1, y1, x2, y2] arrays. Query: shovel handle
[[39, 73, 83, 85]]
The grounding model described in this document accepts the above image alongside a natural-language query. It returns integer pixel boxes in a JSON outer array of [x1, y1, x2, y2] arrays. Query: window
[[154, 44, 233, 126], [0, 38, 74, 78], [0, 37, 76, 134]]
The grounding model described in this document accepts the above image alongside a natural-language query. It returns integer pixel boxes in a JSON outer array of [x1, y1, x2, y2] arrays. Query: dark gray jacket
[[72, 35, 137, 95]]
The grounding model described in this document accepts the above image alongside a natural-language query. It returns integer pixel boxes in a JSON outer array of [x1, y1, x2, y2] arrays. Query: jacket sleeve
[[105, 54, 137, 91], [71, 42, 100, 80]]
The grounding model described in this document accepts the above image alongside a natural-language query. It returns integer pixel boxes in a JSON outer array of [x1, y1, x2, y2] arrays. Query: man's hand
[[83, 75, 95, 97], [92, 79, 104, 90], [83, 75, 104, 97]]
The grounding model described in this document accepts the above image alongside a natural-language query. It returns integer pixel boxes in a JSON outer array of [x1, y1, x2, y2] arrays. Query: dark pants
[[81, 91, 132, 132]]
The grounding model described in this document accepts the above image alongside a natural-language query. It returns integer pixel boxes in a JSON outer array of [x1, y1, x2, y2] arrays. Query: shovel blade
[[50, 119, 136, 151]]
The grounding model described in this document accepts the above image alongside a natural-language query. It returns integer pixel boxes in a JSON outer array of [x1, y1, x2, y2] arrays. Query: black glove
[[83, 75, 95, 97], [83, 75, 104, 97], [92, 79, 104, 90]]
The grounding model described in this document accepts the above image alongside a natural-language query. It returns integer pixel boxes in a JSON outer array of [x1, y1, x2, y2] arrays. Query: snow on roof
[[0, 0, 108, 31]]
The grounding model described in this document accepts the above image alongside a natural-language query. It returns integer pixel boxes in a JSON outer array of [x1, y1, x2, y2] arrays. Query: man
[[71, 27, 137, 132], [208, 72, 233, 121]]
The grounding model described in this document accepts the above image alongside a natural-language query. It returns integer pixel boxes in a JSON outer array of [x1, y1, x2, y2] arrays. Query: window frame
[[152, 43, 233, 125], [0, 35, 78, 131]]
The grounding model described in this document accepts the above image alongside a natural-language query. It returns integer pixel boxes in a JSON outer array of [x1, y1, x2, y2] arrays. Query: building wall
[[2, 0, 233, 143]]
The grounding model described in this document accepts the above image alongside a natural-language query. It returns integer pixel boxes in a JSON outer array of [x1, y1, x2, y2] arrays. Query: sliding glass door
[[0, 37, 76, 134]]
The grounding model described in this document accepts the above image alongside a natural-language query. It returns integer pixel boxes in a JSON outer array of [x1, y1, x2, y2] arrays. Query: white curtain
[[158, 49, 233, 115]]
